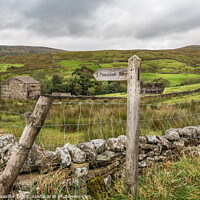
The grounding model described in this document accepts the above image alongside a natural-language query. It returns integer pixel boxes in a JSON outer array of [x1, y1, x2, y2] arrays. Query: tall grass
[[26, 155, 200, 199], [0, 99, 199, 150], [97, 155, 200, 200], [27, 169, 85, 199]]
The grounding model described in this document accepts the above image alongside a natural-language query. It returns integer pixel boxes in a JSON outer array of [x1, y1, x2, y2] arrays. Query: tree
[[88, 87, 96, 96], [51, 75, 65, 93], [152, 77, 170, 87], [33, 71, 52, 94], [101, 82, 110, 94], [65, 75, 82, 95]]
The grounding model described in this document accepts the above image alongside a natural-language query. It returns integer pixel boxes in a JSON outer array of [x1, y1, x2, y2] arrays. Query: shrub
[[152, 77, 171, 87]]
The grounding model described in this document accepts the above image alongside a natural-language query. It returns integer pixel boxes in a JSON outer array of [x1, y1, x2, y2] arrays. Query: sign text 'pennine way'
[[93, 68, 127, 81]]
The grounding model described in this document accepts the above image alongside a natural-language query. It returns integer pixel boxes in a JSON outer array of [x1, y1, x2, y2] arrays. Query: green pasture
[[100, 59, 199, 73], [142, 59, 196, 73], [58, 60, 99, 75], [141, 73, 200, 86], [100, 62, 128, 69], [164, 83, 200, 93], [0, 63, 24, 72], [1, 93, 199, 151], [160, 93, 200, 104]]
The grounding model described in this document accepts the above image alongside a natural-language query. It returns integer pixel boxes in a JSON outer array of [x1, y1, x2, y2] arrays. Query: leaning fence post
[[126, 55, 141, 197], [0, 96, 52, 195]]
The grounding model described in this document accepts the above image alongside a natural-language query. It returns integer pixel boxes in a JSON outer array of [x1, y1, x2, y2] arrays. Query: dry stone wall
[[1, 126, 200, 197], [142, 88, 200, 99]]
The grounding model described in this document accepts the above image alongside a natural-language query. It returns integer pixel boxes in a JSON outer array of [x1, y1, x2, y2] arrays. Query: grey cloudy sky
[[0, 0, 200, 50]]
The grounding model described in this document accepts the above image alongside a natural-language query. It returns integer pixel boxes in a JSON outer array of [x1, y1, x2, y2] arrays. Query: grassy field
[[0, 92, 199, 150], [100, 59, 197, 73], [0, 46, 200, 83], [142, 59, 196, 73], [58, 59, 100, 76], [160, 93, 200, 104], [164, 83, 200, 93], [141, 73, 200, 86], [0, 63, 24, 72]]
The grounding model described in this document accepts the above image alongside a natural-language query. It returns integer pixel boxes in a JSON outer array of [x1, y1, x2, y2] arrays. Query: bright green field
[[96, 73, 200, 88], [100, 62, 128, 69], [0, 63, 24, 72], [164, 83, 200, 93], [141, 73, 200, 86], [161, 93, 200, 104], [100, 59, 197, 73], [58, 60, 99, 75], [142, 59, 195, 73]]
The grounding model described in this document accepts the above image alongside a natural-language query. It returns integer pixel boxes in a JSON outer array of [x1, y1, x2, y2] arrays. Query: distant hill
[[0, 45, 199, 84], [178, 45, 200, 50], [0, 45, 64, 57]]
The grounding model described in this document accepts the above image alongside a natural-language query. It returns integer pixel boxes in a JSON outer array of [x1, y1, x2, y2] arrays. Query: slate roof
[[14, 76, 40, 84]]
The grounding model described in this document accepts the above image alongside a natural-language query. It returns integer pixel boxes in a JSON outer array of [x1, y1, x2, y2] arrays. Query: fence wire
[[0, 100, 200, 167]]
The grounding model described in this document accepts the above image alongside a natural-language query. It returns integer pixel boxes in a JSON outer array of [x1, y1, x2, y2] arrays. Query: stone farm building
[[1, 76, 41, 100], [141, 82, 164, 95]]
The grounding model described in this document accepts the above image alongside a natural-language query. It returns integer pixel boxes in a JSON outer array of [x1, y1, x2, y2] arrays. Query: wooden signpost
[[93, 68, 127, 81], [94, 55, 141, 198]]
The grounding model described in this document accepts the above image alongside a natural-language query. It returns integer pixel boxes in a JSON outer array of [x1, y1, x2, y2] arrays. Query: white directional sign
[[93, 68, 127, 81]]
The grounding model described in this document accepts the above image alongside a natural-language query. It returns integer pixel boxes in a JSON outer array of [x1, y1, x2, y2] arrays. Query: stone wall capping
[[165, 129, 180, 141], [91, 139, 106, 154], [77, 142, 97, 159], [64, 143, 86, 163]]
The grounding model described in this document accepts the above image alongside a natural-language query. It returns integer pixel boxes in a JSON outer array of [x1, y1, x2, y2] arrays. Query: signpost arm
[[126, 55, 141, 197]]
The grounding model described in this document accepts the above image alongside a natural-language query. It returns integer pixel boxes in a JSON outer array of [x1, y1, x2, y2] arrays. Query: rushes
[[0, 99, 199, 150], [97, 155, 200, 200]]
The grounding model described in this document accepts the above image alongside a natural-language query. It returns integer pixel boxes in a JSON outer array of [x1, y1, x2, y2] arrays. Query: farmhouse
[[1, 76, 41, 100]]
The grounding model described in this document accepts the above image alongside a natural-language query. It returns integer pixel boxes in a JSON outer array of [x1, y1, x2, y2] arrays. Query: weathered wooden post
[[126, 55, 141, 197], [0, 96, 52, 195], [93, 55, 141, 198]]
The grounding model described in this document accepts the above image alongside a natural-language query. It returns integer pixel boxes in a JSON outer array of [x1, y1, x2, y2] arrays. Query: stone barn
[[141, 82, 164, 95], [1, 76, 41, 100]]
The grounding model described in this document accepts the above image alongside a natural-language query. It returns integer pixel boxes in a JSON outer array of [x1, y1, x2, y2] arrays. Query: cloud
[[0, 0, 199, 50]]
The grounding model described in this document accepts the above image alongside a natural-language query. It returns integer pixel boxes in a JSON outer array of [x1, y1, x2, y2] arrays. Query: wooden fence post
[[126, 55, 141, 197], [0, 96, 52, 195]]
